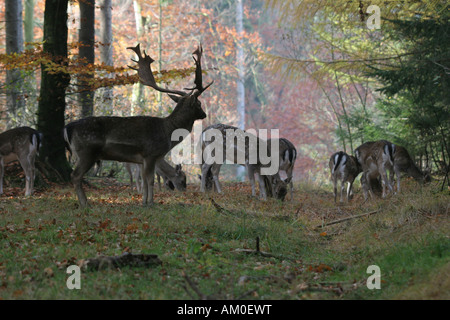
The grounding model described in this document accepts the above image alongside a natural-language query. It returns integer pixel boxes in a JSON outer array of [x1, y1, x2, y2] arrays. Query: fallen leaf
[[44, 267, 54, 278]]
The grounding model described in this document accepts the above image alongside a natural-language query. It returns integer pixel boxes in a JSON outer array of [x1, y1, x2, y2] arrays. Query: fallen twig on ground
[[315, 210, 380, 229], [79, 252, 162, 271]]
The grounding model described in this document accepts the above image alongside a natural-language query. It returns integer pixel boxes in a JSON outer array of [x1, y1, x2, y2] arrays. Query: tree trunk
[[23, 0, 37, 124], [78, 0, 95, 118], [236, 0, 246, 180], [99, 0, 113, 112], [37, 0, 71, 182], [24, 0, 35, 48], [131, 0, 144, 116], [5, 0, 25, 127]]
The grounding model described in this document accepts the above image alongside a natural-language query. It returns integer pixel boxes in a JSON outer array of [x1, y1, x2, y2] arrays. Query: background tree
[[368, 12, 450, 186], [37, 0, 72, 181], [5, 0, 25, 127], [78, 0, 95, 117], [98, 0, 114, 112], [263, 0, 449, 182]]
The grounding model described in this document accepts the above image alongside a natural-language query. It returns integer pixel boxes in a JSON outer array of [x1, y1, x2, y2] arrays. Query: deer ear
[[168, 94, 181, 103], [175, 164, 182, 174], [284, 177, 292, 184]]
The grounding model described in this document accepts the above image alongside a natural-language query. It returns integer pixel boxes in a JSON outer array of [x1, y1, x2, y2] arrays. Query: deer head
[[128, 44, 212, 126]]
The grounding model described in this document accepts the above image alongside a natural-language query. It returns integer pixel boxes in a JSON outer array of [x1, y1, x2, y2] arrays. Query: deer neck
[[165, 103, 197, 148], [156, 160, 175, 179], [167, 110, 196, 132], [408, 164, 424, 182]]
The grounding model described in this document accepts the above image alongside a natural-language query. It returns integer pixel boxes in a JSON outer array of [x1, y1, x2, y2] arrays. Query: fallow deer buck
[[0, 127, 42, 196], [328, 151, 361, 203], [355, 140, 396, 199], [64, 44, 212, 207], [199, 124, 288, 200], [125, 160, 186, 192]]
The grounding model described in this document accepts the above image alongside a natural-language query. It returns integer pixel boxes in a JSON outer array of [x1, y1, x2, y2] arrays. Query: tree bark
[[37, 0, 71, 182], [78, 0, 95, 118], [236, 0, 246, 180], [99, 0, 113, 112], [24, 0, 35, 48], [5, 0, 25, 127], [131, 0, 144, 116]]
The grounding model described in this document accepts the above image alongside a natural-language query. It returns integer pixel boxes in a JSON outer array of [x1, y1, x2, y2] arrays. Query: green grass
[[0, 178, 448, 299]]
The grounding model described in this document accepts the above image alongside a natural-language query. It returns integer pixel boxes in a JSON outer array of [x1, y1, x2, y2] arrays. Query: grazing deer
[[0, 127, 42, 196], [391, 145, 430, 192], [328, 151, 361, 203], [355, 141, 430, 199], [277, 138, 297, 200], [355, 140, 396, 199], [199, 124, 288, 200], [125, 160, 186, 192], [64, 44, 212, 207]]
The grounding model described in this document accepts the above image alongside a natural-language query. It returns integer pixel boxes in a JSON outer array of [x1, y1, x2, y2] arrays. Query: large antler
[[128, 44, 187, 96], [185, 45, 214, 97]]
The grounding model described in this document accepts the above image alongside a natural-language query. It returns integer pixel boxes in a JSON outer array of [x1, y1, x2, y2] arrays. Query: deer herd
[[0, 44, 430, 208]]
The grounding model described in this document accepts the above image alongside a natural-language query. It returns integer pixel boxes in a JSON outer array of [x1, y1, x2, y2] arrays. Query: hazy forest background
[[0, 0, 449, 185]]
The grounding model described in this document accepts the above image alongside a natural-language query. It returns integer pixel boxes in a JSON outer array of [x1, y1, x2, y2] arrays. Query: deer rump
[[0, 126, 42, 196]]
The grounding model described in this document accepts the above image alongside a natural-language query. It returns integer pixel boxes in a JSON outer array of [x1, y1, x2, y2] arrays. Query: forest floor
[[0, 173, 448, 300]]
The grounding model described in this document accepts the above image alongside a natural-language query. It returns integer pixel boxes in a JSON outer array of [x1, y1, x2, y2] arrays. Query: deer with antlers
[[0, 127, 42, 196], [64, 44, 212, 207]]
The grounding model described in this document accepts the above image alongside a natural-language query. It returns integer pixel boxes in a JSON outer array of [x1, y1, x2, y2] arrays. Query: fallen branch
[[315, 210, 380, 229], [234, 236, 293, 260], [210, 197, 233, 215], [182, 271, 218, 300], [80, 252, 162, 271]]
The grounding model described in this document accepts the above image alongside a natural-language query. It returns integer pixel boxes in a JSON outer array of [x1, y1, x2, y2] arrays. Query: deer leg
[[136, 164, 143, 193], [211, 164, 222, 193], [361, 173, 372, 201], [0, 158, 4, 195], [289, 181, 294, 201], [93, 160, 102, 177], [394, 167, 401, 193], [339, 179, 345, 203], [332, 175, 338, 203], [200, 163, 212, 192], [387, 168, 396, 194], [72, 156, 96, 207], [18, 152, 36, 196], [142, 158, 157, 206], [246, 165, 257, 197], [380, 169, 392, 198], [125, 163, 134, 189], [156, 173, 162, 191], [28, 152, 36, 196], [347, 180, 354, 202], [256, 171, 267, 200]]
